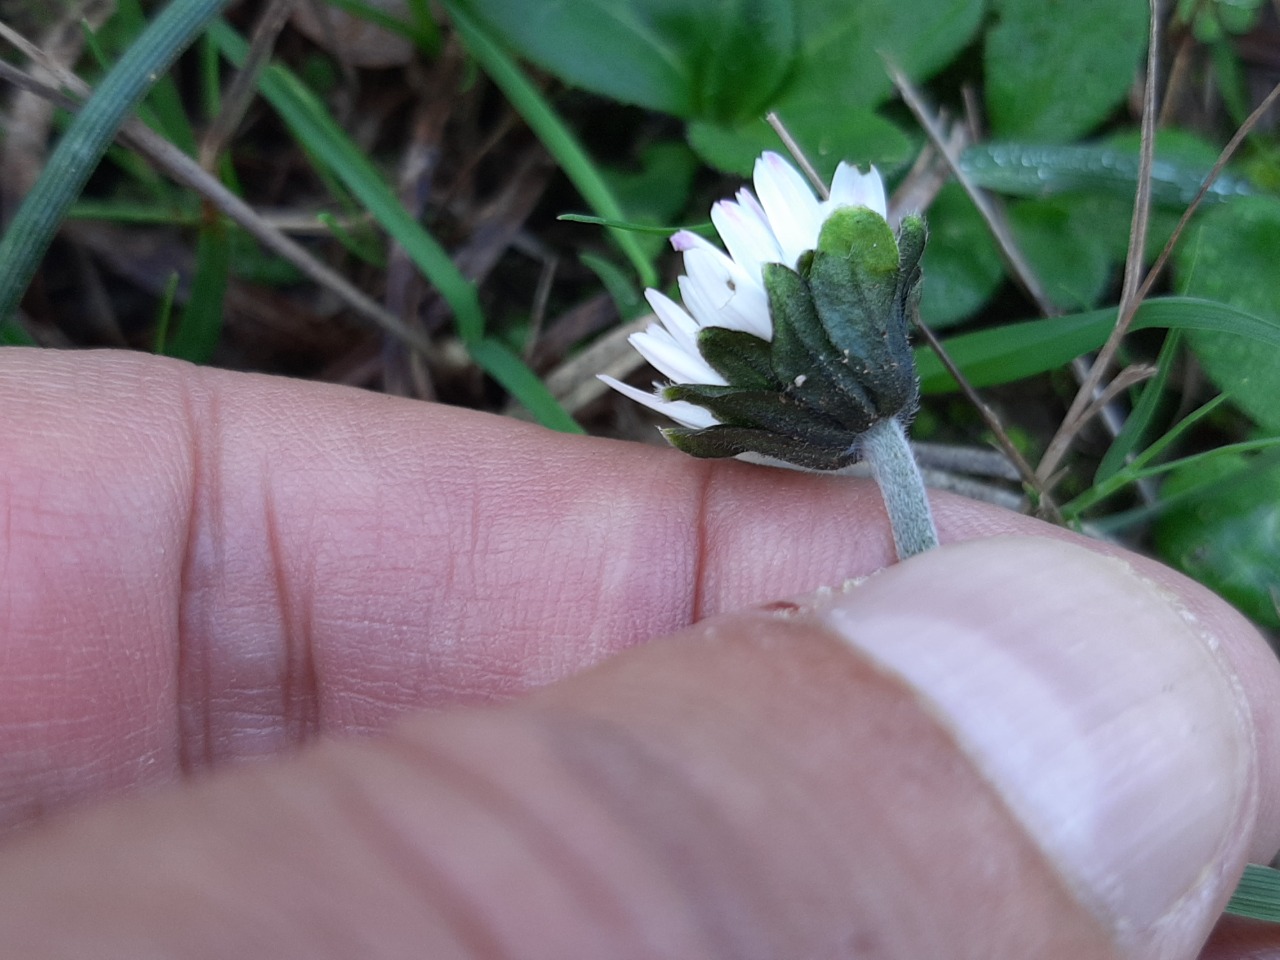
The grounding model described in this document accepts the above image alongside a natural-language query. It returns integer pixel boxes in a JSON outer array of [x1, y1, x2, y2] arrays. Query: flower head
[[601, 151, 926, 472]]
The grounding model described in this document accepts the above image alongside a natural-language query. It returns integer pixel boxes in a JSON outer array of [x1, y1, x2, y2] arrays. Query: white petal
[[711, 196, 783, 287], [826, 162, 888, 219], [597, 375, 721, 430], [753, 151, 823, 267], [644, 289, 701, 354], [679, 249, 772, 340], [680, 245, 768, 335], [629, 326, 726, 385]]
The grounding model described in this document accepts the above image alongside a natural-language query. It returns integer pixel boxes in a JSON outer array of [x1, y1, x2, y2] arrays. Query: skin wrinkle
[[540, 706, 790, 959], [319, 759, 512, 960], [175, 368, 219, 777], [369, 723, 656, 959], [262, 482, 321, 749]]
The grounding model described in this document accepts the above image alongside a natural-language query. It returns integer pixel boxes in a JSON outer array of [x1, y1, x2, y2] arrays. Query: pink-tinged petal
[[827, 162, 888, 219], [629, 327, 726, 386], [597, 375, 720, 429], [711, 197, 783, 286], [679, 249, 772, 340], [753, 151, 823, 267], [669, 229, 707, 253]]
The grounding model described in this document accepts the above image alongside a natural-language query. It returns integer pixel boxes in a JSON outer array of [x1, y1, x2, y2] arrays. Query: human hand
[[0, 348, 1276, 959]]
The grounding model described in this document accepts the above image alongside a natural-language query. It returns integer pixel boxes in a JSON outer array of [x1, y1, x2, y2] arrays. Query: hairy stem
[[861, 417, 939, 560]]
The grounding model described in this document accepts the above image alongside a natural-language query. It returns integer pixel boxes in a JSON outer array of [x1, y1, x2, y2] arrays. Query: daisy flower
[[600, 151, 889, 429], [598, 149, 938, 560]]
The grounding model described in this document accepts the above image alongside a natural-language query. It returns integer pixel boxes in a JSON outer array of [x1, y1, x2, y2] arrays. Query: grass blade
[[166, 213, 231, 362], [1094, 331, 1182, 485], [0, 0, 231, 328], [1227, 864, 1280, 922], [469, 339, 584, 433], [916, 297, 1280, 394], [446, 2, 659, 289]]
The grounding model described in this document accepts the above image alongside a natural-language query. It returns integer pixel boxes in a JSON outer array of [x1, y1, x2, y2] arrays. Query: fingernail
[[808, 536, 1256, 946]]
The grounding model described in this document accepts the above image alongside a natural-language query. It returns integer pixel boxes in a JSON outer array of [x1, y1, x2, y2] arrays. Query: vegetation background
[[1, 0, 1278, 641]]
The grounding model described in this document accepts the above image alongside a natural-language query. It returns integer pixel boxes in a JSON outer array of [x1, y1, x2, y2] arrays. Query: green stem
[[861, 417, 938, 560]]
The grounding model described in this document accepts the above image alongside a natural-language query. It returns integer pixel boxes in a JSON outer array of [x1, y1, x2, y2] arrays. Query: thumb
[[0, 536, 1274, 960]]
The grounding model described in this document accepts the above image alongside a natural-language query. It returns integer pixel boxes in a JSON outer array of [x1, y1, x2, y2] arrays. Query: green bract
[[663, 209, 926, 471]]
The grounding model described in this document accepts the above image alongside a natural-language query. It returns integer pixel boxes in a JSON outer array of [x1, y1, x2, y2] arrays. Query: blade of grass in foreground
[[915, 297, 1280, 394], [0, 0, 232, 332], [1227, 864, 1280, 922]]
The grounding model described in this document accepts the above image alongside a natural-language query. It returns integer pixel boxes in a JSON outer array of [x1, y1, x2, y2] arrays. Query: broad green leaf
[[687, 0, 981, 175], [1175, 195, 1280, 432], [959, 137, 1255, 208], [782, 0, 986, 114], [1155, 452, 1280, 629], [985, 0, 1147, 141], [449, 0, 797, 124], [687, 104, 912, 179], [1008, 196, 1114, 311], [916, 296, 1280, 393], [918, 183, 1005, 329]]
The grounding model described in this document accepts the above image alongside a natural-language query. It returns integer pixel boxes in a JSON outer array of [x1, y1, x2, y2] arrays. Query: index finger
[[1, 347, 1275, 853]]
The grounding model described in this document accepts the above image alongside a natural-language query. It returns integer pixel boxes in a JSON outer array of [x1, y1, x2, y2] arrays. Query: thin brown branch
[[766, 111, 828, 197], [1077, 364, 1158, 428], [909, 318, 1061, 520], [886, 57, 1059, 317], [198, 0, 300, 169]]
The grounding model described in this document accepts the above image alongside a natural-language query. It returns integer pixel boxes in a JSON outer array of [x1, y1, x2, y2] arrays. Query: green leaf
[[686, 0, 981, 177], [1154, 452, 1280, 629], [916, 297, 1280, 393], [687, 104, 912, 179], [446, 4, 658, 287], [207, 19, 486, 344], [985, 0, 1148, 141], [1174, 195, 1280, 432], [450, 0, 797, 124], [1008, 196, 1114, 311], [959, 138, 1256, 208], [600, 141, 701, 260], [783, 0, 986, 116], [918, 183, 1004, 329]]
